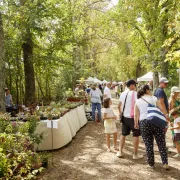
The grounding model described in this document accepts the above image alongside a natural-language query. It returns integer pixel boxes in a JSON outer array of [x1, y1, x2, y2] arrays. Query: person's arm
[[10, 95, 13, 105], [157, 99, 170, 121], [103, 90, 108, 98], [118, 102, 122, 115], [170, 122, 180, 130], [99, 89, 102, 97], [104, 113, 116, 120], [169, 99, 174, 111], [134, 104, 140, 129]]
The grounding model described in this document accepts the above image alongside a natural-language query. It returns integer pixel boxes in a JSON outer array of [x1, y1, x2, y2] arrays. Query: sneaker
[[107, 148, 111, 152], [148, 165, 155, 169], [173, 154, 180, 158], [116, 151, 123, 158], [163, 164, 169, 170], [133, 154, 143, 160]]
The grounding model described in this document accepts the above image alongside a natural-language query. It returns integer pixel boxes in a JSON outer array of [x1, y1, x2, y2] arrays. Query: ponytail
[[137, 84, 150, 99]]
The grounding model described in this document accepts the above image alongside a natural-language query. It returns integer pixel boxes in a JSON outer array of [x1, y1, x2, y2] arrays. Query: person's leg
[[97, 103, 102, 121], [175, 141, 180, 154], [128, 118, 141, 155], [91, 103, 96, 121], [139, 120, 154, 166], [153, 126, 168, 165], [106, 134, 110, 150], [119, 119, 130, 152], [119, 135, 126, 152], [133, 137, 140, 155], [113, 132, 118, 149]]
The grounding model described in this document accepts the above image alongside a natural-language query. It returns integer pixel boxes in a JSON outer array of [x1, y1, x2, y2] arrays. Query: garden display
[[0, 99, 87, 178], [0, 114, 46, 179]]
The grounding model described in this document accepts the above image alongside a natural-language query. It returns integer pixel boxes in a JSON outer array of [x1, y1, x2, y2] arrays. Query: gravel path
[[38, 99, 180, 180]]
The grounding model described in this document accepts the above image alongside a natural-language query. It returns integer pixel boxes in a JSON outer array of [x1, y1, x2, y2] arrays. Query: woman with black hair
[[134, 85, 169, 169]]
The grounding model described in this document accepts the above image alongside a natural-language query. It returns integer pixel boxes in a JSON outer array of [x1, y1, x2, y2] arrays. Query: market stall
[[137, 72, 153, 82], [36, 105, 88, 151]]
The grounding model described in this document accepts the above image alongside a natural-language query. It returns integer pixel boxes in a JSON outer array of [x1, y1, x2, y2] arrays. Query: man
[[154, 77, 170, 122], [5, 88, 13, 113], [114, 84, 119, 99], [103, 82, 112, 99], [147, 80, 153, 90], [116, 80, 143, 160]]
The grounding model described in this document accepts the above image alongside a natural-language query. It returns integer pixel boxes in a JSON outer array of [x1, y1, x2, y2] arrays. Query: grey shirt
[[5, 94, 12, 107]]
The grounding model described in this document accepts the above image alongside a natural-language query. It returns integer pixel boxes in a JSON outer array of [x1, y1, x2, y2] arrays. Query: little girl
[[103, 98, 118, 152], [170, 109, 180, 158]]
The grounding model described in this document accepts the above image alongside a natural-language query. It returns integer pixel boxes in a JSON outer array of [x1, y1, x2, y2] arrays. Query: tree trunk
[[22, 35, 36, 105], [0, 13, 6, 112], [161, 61, 169, 77]]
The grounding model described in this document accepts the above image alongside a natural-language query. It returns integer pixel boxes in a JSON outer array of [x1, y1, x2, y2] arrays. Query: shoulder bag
[[141, 97, 167, 128], [120, 91, 130, 123]]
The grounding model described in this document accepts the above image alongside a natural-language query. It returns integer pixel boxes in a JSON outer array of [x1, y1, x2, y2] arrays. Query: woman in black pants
[[134, 85, 169, 169]]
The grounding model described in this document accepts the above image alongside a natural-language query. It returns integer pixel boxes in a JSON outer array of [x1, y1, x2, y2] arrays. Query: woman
[[134, 85, 169, 169], [169, 86, 180, 146], [169, 86, 180, 112], [90, 84, 102, 122]]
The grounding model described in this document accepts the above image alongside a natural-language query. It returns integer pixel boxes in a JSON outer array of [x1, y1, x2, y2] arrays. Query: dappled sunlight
[[39, 104, 180, 179]]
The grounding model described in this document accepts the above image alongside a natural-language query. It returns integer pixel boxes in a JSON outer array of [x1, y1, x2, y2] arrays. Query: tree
[[111, 0, 180, 87], [0, 12, 5, 111]]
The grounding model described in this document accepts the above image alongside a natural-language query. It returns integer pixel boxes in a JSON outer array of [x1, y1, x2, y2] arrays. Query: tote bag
[[141, 98, 167, 128]]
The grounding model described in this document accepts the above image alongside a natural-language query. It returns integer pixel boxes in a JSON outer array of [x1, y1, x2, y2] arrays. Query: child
[[170, 109, 180, 158], [103, 98, 118, 152]]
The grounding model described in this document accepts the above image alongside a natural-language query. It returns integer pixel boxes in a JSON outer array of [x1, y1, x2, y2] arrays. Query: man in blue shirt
[[154, 77, 170, 122]]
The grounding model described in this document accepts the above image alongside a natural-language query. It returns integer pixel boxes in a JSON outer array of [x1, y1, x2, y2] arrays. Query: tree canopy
[[0, 0, 179, 106]]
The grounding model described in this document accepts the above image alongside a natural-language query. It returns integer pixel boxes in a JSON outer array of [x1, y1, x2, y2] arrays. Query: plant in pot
[[39, 152, 50, 168], [47, 113, 52, 120]]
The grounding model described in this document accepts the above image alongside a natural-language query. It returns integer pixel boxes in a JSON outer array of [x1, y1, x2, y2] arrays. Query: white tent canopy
[[137, 72, 153, 82], [102, 80, 108, 84], [94, 77, 102, 84]]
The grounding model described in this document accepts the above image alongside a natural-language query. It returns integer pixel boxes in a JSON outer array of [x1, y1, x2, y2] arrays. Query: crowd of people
[[78, 77, 180, 170]]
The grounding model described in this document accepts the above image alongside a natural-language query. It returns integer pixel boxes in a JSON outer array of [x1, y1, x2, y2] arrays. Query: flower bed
[[0, 114, 46, 179]]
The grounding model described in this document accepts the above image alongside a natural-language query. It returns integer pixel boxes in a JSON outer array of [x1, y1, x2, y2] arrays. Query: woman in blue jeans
[[90, 84, 102, 121]]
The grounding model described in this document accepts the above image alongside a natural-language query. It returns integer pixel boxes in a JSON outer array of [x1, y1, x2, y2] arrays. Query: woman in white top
[[134, 85, 168, 169]]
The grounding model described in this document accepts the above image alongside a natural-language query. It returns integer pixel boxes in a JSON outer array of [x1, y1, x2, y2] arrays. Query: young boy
[[170, 109, 180, 158]]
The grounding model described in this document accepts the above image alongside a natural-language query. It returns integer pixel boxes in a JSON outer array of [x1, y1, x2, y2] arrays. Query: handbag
[[141, 97, 167, 128], [120, 91, 130, 123]]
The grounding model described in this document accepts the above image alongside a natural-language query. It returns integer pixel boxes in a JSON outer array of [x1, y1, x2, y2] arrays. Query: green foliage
[[1, 0, 180, 104], [0, 114, 45, 178]]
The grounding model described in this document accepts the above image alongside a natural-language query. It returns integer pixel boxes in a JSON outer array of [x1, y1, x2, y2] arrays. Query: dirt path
[[38, 99, 180, 180]]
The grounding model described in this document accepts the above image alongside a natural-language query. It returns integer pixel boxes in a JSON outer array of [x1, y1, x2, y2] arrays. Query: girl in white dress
[[103, 98, 118, 152]]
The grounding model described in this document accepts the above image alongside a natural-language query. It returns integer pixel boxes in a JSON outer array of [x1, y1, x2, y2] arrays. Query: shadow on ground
[[38, 100, 180, 180]]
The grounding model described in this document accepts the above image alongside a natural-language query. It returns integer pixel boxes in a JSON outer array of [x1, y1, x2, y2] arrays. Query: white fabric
[[114, 86, 118, 93], [103, 108, 117, 134], [119, 90, 137, 118], [36, 106, 88, 151], [135, 95, 158, 120], [64, 113, 76, 137], [36, 117, 72, 151], [174, 117, 180, 133], [76, 105, 88, 127], [69, 109, 81, 132], [104, 86, 112, 99], [90, 88, 102, 103], [137, 72, 153, 82]]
